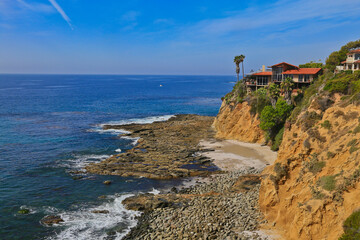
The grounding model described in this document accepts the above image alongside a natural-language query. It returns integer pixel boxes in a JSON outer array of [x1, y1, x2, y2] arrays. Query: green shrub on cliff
[[321, 120, 332, 130], [317, 175, 336, 191], [249, 88, 271, 115], [271, 127, 284, 151], [222, 81, 247, 104], [260, 99, 293, 141], [340, 210, 360, 240], [324, 71, 360, 95], [289, 76, 325, 124]]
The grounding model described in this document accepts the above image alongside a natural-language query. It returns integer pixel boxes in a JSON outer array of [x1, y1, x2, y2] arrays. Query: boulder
[[103, 180, 112, 185], [40, 215, 64, 226], [92, 210, 110, 214]]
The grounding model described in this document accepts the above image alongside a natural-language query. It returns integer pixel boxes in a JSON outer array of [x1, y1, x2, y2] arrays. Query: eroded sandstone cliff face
[[259, 96, 360, 240], [214, 91, 360, 239], [213, 101, 265, 144]]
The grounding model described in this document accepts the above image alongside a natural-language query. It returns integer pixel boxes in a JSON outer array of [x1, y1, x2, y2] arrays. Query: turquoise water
[[0, 74, 234, 239]]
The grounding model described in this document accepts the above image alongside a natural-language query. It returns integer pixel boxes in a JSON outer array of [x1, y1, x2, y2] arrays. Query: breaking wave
[[48, 194, 141, 240]]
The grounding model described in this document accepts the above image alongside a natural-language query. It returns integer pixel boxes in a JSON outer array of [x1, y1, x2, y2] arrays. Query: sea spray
[[49, 194, 140, 240]]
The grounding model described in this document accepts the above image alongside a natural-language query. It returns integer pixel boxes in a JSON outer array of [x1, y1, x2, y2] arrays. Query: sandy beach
[[199, 139, 277, 172]]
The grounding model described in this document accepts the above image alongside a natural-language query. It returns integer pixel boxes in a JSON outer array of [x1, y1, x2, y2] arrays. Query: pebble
[[123, 168, 270, 240]]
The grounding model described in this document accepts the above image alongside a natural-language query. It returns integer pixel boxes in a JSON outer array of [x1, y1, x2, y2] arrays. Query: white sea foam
[[88, 128, 131, 135], [90, 115, 175, 136], [99, 115, 175, 127], [18, 205, 37, 215], [148, 188, 160, 195], [59, 154, 111, 172], [115, 148, 122, 153], [48, 194, 141, 240], [90, 115, 174, 145], [121, 136, 140, 146], [43, 206, 61, 214]]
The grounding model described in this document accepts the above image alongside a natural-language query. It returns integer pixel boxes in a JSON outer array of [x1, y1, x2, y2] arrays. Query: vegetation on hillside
[[324, 70, 360, 96], [223, 40, 360, 151], [299, 60, 324, 69], [222, 81, 247, 104], [259, 99, 293, 146], [340, 210, 360, 240]]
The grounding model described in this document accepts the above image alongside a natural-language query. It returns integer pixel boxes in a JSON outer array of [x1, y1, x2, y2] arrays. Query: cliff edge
[[214, 68, 360, 239], [213, 101, 265, 144]]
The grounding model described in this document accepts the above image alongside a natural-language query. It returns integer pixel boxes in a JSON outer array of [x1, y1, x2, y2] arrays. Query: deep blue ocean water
[[0, 74, 234, 240]]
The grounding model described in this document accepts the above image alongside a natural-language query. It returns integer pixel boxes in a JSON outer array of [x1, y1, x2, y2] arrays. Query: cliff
[[259, 94, 360, 240], [214, 72, 360, 239], [213, 101, 265, 144]]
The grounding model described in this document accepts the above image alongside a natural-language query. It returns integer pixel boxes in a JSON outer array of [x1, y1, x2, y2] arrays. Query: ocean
[[0, 74, 234, 239]]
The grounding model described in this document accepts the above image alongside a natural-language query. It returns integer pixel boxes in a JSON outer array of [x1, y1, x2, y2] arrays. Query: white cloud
[[16, 0, 54, 13], [121, 11, 141, 31], [48, 0, 73, 29], [191, 0, 360, 35], [154, 18, 173, 25], [122, 11, 141, 22]]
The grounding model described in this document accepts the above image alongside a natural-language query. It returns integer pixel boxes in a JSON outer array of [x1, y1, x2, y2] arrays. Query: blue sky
[[0, 0, 360, 75]]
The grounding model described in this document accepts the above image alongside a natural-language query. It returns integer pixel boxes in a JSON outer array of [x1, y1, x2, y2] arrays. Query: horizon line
[[0, 72, 237, 77]]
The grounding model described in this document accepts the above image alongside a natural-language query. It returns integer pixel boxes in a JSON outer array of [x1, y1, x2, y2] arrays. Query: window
[[349, 55, 353, 58], [355, 54, 360, 60], [304, 75, 310, 82], [257, 76, 268, 86], [298, 75, 303, 82], [272, 67, 283, 81]]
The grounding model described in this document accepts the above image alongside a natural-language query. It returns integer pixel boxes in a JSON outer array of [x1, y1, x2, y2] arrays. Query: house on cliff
[[335, 48, 360, 73], [245, 62, 322, 91]]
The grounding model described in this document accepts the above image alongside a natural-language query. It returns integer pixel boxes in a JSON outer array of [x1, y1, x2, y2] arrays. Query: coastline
[[97, 114, 279, 239]]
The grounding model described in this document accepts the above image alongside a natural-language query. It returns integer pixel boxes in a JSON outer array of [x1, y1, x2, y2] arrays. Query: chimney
[[262, 65, 266, 72]]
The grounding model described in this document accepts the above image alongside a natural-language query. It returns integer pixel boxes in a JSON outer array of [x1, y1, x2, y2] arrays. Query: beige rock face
[[213, 101, 265, 144], [259, 98, 360, 240]]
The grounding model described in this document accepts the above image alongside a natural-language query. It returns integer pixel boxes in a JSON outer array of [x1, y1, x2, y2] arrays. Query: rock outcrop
[[86, 115, 220, 180], [40, 215, 64, 226], [213, 101, 265, 144]]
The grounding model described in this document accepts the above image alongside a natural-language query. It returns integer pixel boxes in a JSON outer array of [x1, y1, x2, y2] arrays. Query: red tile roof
[[252, 72, 272, 76], [282, 68, 322, 75], [270, 62, 299, 69], [355, 60, 360, 63], [349, 49, 360, 54], [341, 61, 347, 64]]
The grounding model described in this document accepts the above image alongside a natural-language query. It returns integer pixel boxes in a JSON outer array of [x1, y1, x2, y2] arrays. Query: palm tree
[[267, 83, 280, 107], [281, 77, 294, 105], [234, 55, 245, 81], [240, 55, 245, 79]]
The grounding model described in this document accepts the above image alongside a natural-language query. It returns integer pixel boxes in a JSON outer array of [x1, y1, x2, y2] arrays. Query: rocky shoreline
[[122, 168, 269, 240], [85, 114, 220, 180], [83, 114, 274, 239]]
